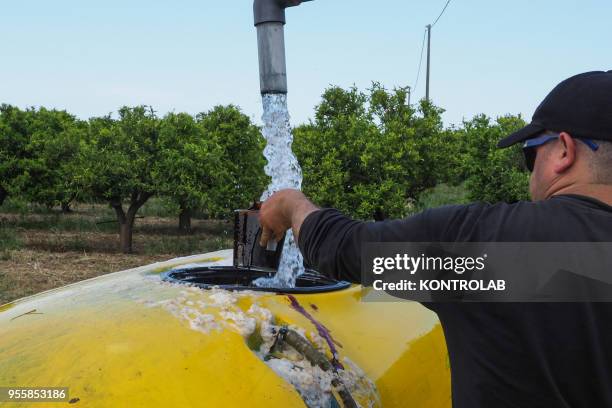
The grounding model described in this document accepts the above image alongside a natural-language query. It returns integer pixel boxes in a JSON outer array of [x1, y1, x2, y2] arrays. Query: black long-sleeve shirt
[[298, 194, 612, 408]]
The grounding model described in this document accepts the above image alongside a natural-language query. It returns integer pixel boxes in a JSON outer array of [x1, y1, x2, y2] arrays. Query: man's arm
[[258, 189, 319, 247], [259, 189, 433, 283], [259, 189, 364, 281]]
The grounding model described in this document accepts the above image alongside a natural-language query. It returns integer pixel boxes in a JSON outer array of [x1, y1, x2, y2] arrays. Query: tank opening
[[161, 266, 350, 294]]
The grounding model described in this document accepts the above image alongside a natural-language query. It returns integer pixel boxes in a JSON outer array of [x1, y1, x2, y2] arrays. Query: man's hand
[[259, 189, 319, 247]]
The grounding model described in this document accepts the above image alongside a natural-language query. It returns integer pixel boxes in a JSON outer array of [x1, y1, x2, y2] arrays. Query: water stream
[[254, 94, 305, 288]]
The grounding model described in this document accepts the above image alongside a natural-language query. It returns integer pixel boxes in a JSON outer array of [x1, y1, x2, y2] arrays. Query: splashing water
[[254, 94, 305, 288]]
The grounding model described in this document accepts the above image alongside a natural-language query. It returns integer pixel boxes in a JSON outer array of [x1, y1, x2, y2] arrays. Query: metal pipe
[[256, 22, 288, 94], [253, 0, 313, 94]]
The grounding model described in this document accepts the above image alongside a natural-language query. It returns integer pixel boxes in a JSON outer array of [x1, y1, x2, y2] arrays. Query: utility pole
[[425, 24, 431, 102]]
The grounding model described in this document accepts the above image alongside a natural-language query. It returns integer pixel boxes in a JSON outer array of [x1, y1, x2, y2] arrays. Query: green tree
[[0, 104, 30, 206], [294, 84, 448, 220], [78, 106, 160, 253], [196, 105, 268, 218], [17, 108, 86, 211], [459, 114, 530, 202], [294, 86, 378, 219], [154, 112, 223, 232]]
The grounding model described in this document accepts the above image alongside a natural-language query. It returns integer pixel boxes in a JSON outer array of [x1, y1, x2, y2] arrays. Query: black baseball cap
[[498, 70, 612, 148]]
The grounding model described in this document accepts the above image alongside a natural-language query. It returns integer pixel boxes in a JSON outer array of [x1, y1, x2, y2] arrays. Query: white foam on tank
[[149, 285, 264, 335], [266, 358, 334, 408], [219, 310, 257, 337], [162, 299, 220, 334], [208, 290, 238, 309]]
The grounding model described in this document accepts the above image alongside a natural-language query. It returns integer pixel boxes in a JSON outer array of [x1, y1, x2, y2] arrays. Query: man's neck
[[549, 184, 612, 206]]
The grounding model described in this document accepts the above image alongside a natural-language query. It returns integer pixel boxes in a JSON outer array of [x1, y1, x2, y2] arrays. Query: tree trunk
[[61, 194, 76, 213], [111, 200, 130, 254], [178, 205, 192, 234], [119, 221, 134, 253], [111, 191, 154, 254], [0, 186, 7, 207]]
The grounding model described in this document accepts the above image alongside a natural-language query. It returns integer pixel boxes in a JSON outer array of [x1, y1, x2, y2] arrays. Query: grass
[[2, 214, 118, 233], [0, 226, 23, 262], [0, 197, 57, 215], [415, 183, 470, 212], [0, 227, 22, 252], [143, 234, 231, 255], [0, 200, 233, 304], [138, 197, 181, 218]]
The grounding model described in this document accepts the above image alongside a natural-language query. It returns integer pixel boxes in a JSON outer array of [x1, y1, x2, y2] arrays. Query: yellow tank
[[0, 249, 450, 407]]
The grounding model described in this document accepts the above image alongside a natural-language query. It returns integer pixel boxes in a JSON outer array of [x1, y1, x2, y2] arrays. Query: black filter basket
[[233, 203, 285, 270]]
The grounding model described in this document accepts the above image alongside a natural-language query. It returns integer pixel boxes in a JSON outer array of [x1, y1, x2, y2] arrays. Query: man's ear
[[554, 132, 577, 174]]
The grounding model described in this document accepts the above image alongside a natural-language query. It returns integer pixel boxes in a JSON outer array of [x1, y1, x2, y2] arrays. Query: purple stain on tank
[[286, 294, 344, 370]]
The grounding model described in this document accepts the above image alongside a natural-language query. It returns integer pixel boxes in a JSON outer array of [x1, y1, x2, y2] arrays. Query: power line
[[411, 0, 452, 103], [412, 28, 427, 99], [426, 0, 451, 101], [431, 0, 452, 27]]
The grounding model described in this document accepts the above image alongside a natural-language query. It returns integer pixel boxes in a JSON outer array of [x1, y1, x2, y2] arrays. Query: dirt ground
[[0, 203, 233, 304]]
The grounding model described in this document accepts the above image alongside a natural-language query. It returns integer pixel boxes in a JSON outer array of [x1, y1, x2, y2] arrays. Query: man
[[259, 71, 612, 407]]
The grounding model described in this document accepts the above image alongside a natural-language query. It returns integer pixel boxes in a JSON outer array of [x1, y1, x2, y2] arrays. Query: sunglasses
[[522, 133, 599, 172]]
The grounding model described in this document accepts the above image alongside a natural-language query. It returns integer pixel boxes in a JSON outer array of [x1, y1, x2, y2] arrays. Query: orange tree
[[153, 112, 223, 233], [457, 114, 530, 203], [78, 106, 160, 253], [0, 105, 30, 206], [196, 105, 268, 218], [16, 107, 85, 211], [293, 84, 449, 220]]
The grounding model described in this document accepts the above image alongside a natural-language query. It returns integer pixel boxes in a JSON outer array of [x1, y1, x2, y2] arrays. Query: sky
[[1, 0, 610, 128]]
